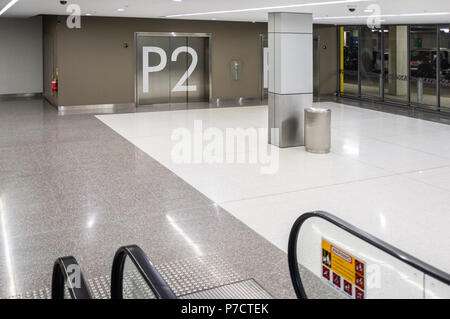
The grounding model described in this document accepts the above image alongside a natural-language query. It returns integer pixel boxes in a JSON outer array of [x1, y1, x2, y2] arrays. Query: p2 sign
[[142, 46, 198, 93]]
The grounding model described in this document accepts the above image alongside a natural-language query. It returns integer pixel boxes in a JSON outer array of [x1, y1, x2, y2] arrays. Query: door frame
[[134, 32, 213, 106], [259, 33, 268, 101]]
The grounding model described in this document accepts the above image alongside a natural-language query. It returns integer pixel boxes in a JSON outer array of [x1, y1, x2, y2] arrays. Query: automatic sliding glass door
[[360, 26, 382, 100], [410, 25, 438, 108], [384, 26, 409, 104], [338, 24, 450, 113], [439, 26, 450, 111], [341, 26, 359, 96]]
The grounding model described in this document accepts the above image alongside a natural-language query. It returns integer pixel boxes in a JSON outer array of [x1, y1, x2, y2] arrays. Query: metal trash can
[[304, 107, 331, 154]]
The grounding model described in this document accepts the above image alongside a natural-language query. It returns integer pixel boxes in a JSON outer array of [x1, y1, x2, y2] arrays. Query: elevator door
[[187, 37, 210, 103], [136, 34, 210, 106], [313, 36, 320, 98], [136, 36, 171, 105], [169, 36, 188, 104]]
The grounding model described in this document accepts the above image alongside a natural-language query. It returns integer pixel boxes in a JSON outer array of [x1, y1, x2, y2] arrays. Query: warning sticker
[[321, 238, 365, 299]]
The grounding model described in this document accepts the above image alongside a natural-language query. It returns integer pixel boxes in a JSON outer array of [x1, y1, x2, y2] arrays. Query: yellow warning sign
[[321, 238, 365, 299]]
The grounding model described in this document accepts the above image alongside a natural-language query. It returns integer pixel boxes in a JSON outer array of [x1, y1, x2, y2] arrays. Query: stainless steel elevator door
[[136, 34, 211, 106], [170, 37, 188, 104], [137, 35, 170, 105], [187, 37, 210, 103]]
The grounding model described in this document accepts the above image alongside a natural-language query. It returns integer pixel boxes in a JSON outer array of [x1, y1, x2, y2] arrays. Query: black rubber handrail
[[288, 211, 450, 299], [51, 256, 92, 299], [110, 245, 176, 299]]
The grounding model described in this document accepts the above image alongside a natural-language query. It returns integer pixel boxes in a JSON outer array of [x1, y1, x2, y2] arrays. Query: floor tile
[[1, 97, 449, 298], [97, 102, 450, 278]]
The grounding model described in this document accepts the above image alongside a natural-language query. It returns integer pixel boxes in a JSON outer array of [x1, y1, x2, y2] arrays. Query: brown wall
[[313, 24, 338, 96], [45, 16, 267, 106]]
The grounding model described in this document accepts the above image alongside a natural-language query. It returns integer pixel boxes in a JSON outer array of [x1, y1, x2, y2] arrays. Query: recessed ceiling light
[[117, 8, 125, 12], [0, 0, 19, 16], [165, 0, 370, 18]]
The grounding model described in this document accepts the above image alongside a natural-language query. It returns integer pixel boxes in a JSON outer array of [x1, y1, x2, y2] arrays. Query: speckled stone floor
[[0, 98, 294, 299]]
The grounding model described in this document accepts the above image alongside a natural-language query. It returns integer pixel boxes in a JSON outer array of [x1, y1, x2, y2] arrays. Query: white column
[[268, 12, 313, 148]]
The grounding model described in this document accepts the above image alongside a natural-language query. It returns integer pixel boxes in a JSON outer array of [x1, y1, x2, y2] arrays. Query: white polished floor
[[96, 102, 450, 273]]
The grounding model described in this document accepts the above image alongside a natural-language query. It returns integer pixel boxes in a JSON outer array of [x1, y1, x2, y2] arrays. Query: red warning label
[[321, 238, 366, 299], [344, 280, 353, 296]]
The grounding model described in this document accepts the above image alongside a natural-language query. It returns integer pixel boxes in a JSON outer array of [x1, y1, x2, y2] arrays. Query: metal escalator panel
[[111, 245, 176, 299], [51, 256, 92, 299], [288, 211, 450, 299]]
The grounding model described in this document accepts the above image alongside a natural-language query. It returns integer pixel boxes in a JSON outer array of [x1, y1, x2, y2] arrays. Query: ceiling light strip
[[0, 0, 19, 16], [165, 0, 369, 18], [314, 12, 450, 20]]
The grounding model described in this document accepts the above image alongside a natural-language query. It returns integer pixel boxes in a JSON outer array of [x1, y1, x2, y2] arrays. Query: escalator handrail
[[110, 245, 176, 299], [288, 211, 450, 299], [51, 256, 92, 299]]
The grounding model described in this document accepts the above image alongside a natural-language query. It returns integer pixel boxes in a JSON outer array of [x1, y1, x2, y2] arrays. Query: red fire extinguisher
[[52, 77, 58, 92]]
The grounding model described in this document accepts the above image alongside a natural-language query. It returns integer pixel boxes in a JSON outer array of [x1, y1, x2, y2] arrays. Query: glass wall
[[384, 26, 409, 103], [440, 26, 450, 110], [360, 26, 382, 99], [341, 26, 359, 96], [410, 25, 437, 108], [339, 24, 450, 113]]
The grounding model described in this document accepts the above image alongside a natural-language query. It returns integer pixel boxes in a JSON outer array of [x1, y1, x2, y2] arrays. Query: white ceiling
[[1, 0, 450, 25]]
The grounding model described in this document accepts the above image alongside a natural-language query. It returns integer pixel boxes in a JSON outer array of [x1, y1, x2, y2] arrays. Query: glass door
[[410, 25, 438, 108], [384, 26, 409, 103], [439, 26, 450, 111], [360, 26, 382, 99], [341, 26, 359, 96]]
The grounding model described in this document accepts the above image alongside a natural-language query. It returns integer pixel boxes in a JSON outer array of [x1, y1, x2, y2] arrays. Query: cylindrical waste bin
[[304, 107, 331, 154]]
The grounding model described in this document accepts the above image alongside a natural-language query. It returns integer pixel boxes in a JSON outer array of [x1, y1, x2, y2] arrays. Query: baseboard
[[58, 102, 136, 111], [0, 93, 42, 100]]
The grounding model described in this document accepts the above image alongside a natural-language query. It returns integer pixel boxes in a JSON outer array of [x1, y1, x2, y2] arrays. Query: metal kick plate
[[180, 280, 272, 299]]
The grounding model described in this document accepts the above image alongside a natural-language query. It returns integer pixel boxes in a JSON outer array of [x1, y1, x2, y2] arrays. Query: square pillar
[[268, 12, 313, 148]]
